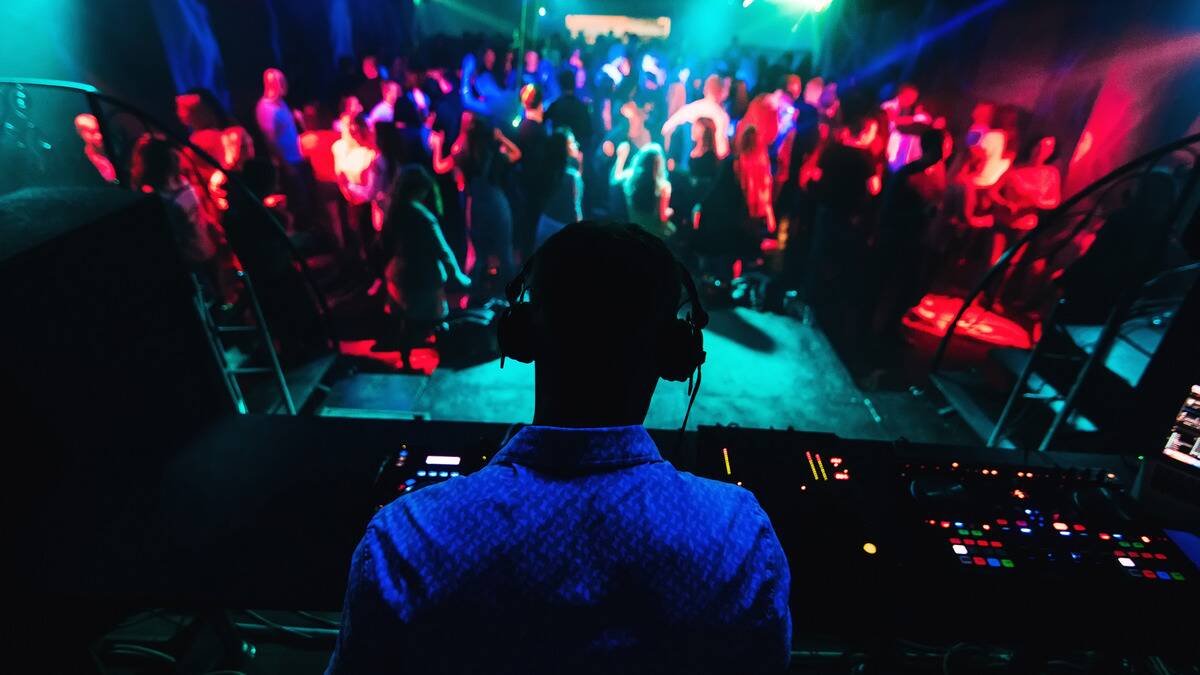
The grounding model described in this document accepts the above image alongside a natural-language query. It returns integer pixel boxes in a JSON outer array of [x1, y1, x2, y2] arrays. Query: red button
[[1073, 524, 1085, 531], [1016, 520, 1028, 527], [973, 557, 986, 565], [1142, 570, 1156, 578], [991, 541, 1003, 547], [949, 537, 961, 544], [1154, 553, 1167, 560], [996, 519, 1008, 525], [1114, 551, 1125, 556], [964, 539, 975, 545]]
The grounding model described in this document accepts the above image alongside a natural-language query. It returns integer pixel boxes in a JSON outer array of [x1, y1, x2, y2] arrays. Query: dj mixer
[[368, 422, 1196, 654]]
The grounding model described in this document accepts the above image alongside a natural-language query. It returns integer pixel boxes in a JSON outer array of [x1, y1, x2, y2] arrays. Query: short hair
[[520, 83, 543, 110], [528, 222, 683, 355], [556, 68, 576, 93]]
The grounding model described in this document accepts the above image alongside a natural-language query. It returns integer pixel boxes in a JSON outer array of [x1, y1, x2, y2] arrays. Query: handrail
[[929, 132, 1200, 373], [0, 78, 334, 345]]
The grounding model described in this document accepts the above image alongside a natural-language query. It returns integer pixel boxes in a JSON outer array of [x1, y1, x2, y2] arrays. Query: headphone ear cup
[[658, 318, 706, 382], [497, 302, 538, 364]]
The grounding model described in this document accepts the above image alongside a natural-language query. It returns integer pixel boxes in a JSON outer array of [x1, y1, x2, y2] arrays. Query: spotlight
[[742, 0, 754, 7], [538, 6, 546, 16]]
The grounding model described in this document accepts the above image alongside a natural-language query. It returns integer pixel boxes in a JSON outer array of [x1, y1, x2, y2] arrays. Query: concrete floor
[[320, 307, 978, 443]]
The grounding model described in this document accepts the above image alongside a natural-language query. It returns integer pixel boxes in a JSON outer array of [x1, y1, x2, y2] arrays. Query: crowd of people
[[77, 29, 1084, 367]]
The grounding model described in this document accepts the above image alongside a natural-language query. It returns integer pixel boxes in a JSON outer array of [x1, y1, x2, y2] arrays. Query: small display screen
[[1161, 384, 1200, 470], [426, 455, 462, 466]]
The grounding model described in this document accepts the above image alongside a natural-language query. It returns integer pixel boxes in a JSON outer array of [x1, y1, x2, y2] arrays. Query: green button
[[1001, 559, 1014, 568], [1119, 541, 1130, 547], [1132, 542, 1144, 549], [1170, 572, 1185, 581], [958, 529, 970, 535], [971, 530, 983, 537]]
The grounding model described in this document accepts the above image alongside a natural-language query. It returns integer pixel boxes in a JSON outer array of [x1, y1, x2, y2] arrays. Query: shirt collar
[[490, 425, 663, 471]]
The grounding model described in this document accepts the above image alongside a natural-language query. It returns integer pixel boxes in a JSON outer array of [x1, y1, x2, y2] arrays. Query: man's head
[[703, 74, 724, 102], [524, 49, 540, 74], [263, 68, 287, 99], [74, 113, 103, 149], [521, 83, 543, 114], [897, 82, 919, 109], [784, 74, 802, 101], [503, 222, 698, 427], [362, 54, 379, 80], [382, 80, 402, 105], [803, 76, 824, 106], [556, 67, 576, 95]]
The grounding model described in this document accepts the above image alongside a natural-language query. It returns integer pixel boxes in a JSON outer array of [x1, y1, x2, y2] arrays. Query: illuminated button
[[952, 544, 969, 555], [954, 521, 964, 528], [1117, 558, 1135, 568], [450, 472, 460, 477], [1020, 527, 1032, 534], [1140, 535, 1151, 544], [1128, 551, 1140, 558], [982, 524, 991, 531], [863, 542, 878, 555], [1171, 572, 1185, 581], [1059, 531, 1071, 537], [971, 530, 983, 537], [1132, 542, 1144, 549], [1119, 541, 1130, 548], [1154, 553, 1167, 560], [438, 471, 450, 477], [416, 470, 427, 477], [1142, 570, 1157, 579], [1099, 533, 1111, 540], [964, 538, 975, 545], [940, 521, 951, 528], [973, 556, 986, 566], [991, 541, 1003, 548], [1112, 533, 1123, 539], [958, 529, 970, 535], [987, 558, 1000, 567], [1016, 520, 1028, 527], [399, 450, 409, 457], [1052, 522, 1068, 531], [404, 478, 416, 485], [949, 537, 962, 544], [1114, 550, 1125, 556], [1156, 571, 1172, 580], [996, 519, 1008, 525], [1072, 524, 1085, 531], [1001, 559, 1014, 568]]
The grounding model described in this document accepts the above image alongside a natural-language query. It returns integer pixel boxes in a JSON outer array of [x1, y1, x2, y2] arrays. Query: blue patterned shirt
[[328, 425, 791, 674]]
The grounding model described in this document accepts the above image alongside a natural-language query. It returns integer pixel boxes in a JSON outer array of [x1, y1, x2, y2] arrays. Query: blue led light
[[1020, 527, 1032, 534], [1024, 509, 1032, 515], [987, 558, 1000, 567], [416, 470, 427, 477], [954, 521, 964, 527], [1113, 534, 1123, 539], [1156, 571, 1171, 580], [399, 450, 409, 457], [405, 478, 416, 485], [1059, 531, 1071, 536], [439, 471, 450, 477]]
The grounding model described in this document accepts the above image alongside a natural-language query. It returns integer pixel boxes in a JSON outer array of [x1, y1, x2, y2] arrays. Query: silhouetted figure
[[329, 222, 791, 674]]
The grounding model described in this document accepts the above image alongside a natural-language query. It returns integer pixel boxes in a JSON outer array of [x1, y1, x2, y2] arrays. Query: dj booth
[[23, 411, 1198, 661]]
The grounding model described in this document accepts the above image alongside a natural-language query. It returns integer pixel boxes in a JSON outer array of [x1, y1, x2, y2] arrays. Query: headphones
[[496, 242, 709, 385]]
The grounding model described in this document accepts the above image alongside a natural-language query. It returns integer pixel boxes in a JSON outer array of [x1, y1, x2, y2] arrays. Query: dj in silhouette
[[328, 222, 791, 674]]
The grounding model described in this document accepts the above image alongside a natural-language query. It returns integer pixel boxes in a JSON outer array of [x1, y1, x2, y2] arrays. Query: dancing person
[[379, 165, 471, 363], [332, 113, 386, 263], [329, 222, 791, 674], [255, 69, 313, 229], [72, 113, 117, 183], [662, 74, 731, 159], [534, 128, 585, 249], [623, 143, 674, 238], [430, 112, 521, 298]]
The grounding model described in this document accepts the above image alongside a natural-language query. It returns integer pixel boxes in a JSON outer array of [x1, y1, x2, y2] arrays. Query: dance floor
[[321, 307, 972, 443]]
